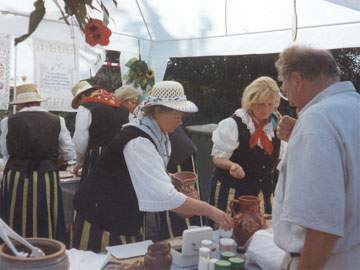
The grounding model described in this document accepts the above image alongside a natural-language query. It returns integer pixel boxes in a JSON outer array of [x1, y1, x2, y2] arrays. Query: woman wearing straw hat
[[72, 81, 233, 252], [208, 76, 282, 219], [71, 81, 129, 180], [0, 83, 76, 242]]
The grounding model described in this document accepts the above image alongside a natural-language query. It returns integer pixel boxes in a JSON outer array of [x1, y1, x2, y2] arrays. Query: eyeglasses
[[279, 89, 288, 101]]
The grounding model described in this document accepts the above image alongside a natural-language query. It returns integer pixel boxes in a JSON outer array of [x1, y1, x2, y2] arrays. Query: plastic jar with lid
[[229, 257, 245, 270], [215, 259, 231, 270]]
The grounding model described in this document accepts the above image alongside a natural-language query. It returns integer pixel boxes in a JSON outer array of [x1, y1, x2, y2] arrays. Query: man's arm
[[298, 228, 339, 270]]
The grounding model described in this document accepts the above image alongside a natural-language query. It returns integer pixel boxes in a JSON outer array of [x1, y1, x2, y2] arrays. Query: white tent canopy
[[1, 0, 360, 82]]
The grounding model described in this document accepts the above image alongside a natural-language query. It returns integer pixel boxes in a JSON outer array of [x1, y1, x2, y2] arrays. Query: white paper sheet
[[106, 240, 153, 260]]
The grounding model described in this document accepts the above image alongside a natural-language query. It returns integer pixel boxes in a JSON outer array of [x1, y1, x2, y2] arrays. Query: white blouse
[[72, 105, 91, 165], [211, 108, 277, 159], [123, 136, 186, 212]]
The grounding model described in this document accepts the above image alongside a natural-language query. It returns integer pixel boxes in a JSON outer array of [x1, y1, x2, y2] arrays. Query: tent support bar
[[224, 0, 228, 36], [135, 0, 153, 41]]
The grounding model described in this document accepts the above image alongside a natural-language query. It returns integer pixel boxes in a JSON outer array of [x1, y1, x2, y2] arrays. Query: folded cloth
[[245, 229, 286, 270], [67, 248, 107, 270]]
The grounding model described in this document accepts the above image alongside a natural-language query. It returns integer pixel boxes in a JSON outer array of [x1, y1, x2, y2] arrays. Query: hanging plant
[[15, 0, 117, 46], [123, 57, 155, 92]]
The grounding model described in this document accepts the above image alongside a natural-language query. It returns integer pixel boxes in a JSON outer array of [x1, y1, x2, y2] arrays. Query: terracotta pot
[[170, 171, 199, 200], [0, 238, 69, 270], [230, 195, 266, 247], [144, 241, 172, 270]]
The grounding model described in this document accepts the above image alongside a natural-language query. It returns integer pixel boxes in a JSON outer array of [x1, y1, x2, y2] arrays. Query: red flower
[[84, 19, 112, 46]]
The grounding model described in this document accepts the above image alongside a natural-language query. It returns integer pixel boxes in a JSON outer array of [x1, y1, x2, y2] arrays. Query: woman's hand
[[208, 206, 234, 231], [72, 163, 82, 177], [276, 115, 296, 141], [229, 163, 246, 179]]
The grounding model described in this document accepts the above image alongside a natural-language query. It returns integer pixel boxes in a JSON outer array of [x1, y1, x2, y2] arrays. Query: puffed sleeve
[[0, 117, 9, 164], [58, 117, 76, 161], [124, 137, 186, 212], [72, 106, 91, 165], [211, 117, 239, 159]]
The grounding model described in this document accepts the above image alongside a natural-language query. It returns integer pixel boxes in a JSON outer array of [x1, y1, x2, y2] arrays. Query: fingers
[[210, 207, 234, 231], [218, 213, 233, 231], [277, 115, 296, 141], [229, 164, 245, 179]]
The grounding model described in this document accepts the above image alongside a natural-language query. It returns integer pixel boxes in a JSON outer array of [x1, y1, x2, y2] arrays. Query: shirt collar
[[19, 106, 47, 113], [298, 81, 356, 116]]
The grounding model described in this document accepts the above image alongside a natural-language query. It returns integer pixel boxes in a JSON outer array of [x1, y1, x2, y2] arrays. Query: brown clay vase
[[170, 171, 200, 200], [144, 241, 172, 270], [0, 238, 69, 270], [230, 195, 266, 247]]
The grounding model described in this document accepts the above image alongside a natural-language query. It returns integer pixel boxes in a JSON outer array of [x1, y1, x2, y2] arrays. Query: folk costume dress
[[0, 106, 76, 242], [73, 89, 129, 181], [209, 108, 280, 218], [72, 116, 187, 252]]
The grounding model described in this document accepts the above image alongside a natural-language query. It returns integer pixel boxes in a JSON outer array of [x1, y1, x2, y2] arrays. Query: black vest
[[81, 102, 129, 149], [73, 126, 155, 235], [6, 111, 60, 173], [214, 115, 281, 188]]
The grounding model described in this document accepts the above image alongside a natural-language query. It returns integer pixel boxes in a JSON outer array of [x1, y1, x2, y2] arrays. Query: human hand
[[276, 115, 296, 141], [208, 206, 233, 231], [72, 163, 82, 177], [229, 163, 245, 179]]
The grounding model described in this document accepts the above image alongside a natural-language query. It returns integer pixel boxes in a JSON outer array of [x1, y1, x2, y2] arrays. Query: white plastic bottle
[[198, 246, 211, 270]]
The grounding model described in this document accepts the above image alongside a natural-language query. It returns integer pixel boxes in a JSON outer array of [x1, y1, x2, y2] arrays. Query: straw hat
[[10, 84, 46, 105], [71, 80, 96, 108], [144, 81, 198, 113]]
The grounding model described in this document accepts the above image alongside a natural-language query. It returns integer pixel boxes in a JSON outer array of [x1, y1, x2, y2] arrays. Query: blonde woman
[[209, 76, 281, 217]]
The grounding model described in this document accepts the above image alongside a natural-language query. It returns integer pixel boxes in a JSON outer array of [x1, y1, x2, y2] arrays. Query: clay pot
[[144, 241, 172, 270], [170, 171, 199, 200], [0, 238, 69, 270], [230, 195, 266, 247]]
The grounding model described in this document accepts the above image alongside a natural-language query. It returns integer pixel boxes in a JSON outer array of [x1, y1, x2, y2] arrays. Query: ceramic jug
[[170, 171, 199, 200], [144, 241, 172, 270], [230, 195, 266, 247]]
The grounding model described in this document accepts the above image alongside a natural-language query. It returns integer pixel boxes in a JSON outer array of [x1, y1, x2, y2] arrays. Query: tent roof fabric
[[1, 0, 360, 81]]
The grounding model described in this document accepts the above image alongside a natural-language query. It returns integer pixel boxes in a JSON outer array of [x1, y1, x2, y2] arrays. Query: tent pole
[[135, 0, 152, 41], [12, 44, 18, 114]]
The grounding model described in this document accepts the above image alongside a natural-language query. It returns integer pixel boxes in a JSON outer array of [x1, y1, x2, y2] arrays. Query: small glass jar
[[219, 238, 236, 253]]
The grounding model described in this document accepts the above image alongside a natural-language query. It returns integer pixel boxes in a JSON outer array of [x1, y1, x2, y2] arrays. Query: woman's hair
[[143, 105, 176, 117], [275, 45, 340, 82], [241, 76, 280, 111], [114, 86, 142, 102]]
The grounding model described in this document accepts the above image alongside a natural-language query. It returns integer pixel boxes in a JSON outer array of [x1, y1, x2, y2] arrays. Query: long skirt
[[72, 213, 142, 253], [0, 169, 66, 243], [80, 147, 101, 182]]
